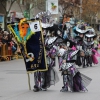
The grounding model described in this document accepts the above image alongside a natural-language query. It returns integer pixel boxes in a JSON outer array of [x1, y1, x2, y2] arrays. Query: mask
[[19, 18, 29, 38], [67, 42, 70, 47]]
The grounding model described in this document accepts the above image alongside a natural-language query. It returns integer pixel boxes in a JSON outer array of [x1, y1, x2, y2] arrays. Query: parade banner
[[47, 0, 58, 14], [7, 19, 48, 73]]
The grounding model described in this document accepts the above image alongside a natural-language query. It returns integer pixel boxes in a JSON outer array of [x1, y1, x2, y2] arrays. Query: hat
[[87, 27, 95, 34], [74, 23, 88, 34], [85, 34, 96, 38], [64, 38, 76, 48]]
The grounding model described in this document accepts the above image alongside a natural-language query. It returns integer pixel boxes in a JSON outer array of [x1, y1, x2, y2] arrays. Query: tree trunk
[[90, 16, 92, 26], [4, 13, 8, 30]]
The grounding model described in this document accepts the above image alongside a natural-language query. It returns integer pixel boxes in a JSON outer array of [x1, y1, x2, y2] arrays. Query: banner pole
[[27, 73, 31, 90]]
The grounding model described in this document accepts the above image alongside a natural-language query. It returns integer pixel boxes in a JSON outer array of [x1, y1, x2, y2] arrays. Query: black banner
[[8, 23, 48, 73], [23, 31, 48, 73]]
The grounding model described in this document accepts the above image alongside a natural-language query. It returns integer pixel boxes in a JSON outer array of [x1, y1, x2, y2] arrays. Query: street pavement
[[0, 56, 100, 100]]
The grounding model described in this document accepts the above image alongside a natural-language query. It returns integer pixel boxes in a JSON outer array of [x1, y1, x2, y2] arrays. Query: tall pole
[[46, 0, 48, 11], [80, 0, 82, 22]]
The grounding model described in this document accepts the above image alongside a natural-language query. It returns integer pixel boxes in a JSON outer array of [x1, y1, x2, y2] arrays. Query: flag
[[24, 31, 48, 73], [7, 19, 48, 73], [47, 0, 58, 14]]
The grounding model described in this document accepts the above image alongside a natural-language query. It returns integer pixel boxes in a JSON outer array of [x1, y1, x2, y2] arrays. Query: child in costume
[[60, 40, 92, 92]]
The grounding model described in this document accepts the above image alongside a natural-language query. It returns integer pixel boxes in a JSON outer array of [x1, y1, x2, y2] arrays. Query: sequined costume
[[73, 23, 88, 67], [33, 11, 60, 92], [60, 48, 92, 92], [83, 34, 97, 67]]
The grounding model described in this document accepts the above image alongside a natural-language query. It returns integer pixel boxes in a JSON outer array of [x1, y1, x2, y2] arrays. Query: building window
[[0, 15, 4, 23]]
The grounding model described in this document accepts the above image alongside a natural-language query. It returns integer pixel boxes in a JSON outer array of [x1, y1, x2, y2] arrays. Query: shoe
[[70, 90, 74, 92], [83, 66, 87, 68], [41, 87, 47, 91], [86, 64, 89, 67], [33, 86, 40, 92], [82, 88, 88, 92], [90, 64, 92, 67], [40, 85, 47, 91], [60, 87, 68, 92]]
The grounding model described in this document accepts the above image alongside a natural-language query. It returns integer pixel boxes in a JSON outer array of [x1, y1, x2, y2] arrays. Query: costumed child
[[74, 22, 88, 68], [83, 27, 99, 67], [60, 40, 92, 92]]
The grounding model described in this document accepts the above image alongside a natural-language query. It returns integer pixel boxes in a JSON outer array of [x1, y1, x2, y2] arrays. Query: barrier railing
[[0, 44, 18, 61]]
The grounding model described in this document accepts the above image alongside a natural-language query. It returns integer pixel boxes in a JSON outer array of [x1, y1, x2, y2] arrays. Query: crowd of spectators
[[0, 27, 20, 58]]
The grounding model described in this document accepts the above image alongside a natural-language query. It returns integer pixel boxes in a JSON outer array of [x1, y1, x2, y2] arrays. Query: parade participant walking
[[33, 11, 61, 92], [83, 33, 98, 66], [60, 40, 92, 92], [74, 23, 88, 67]]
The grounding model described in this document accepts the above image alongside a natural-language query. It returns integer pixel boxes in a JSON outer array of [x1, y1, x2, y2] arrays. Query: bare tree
[[0, 0, 17, 29], [82, 0, 100, 26], [58, 0, 80, 16]]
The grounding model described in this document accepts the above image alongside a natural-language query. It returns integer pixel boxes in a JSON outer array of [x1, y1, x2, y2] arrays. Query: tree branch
[[0, 0, 6, 12], [7, 0, 16, 15], [16, 0, 24, 14]]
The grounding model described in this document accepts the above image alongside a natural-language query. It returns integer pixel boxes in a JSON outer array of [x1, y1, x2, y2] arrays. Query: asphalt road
[[0, 57, 100, 100]]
